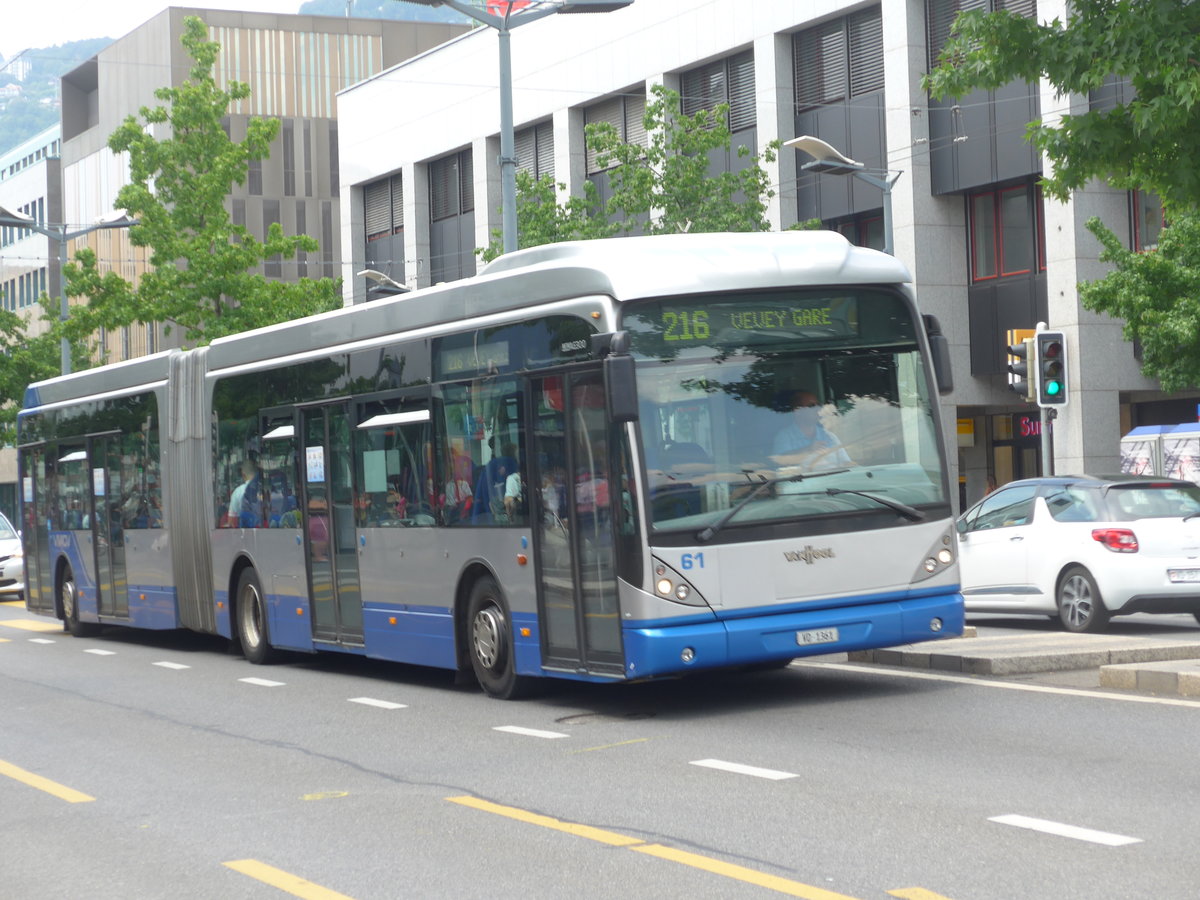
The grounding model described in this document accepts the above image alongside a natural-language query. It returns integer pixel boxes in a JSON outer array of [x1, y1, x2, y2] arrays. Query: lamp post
[[358, 267, 413, 297], [0, 205, 137, 374], [783, 135, 901, 256], [402, 0, 633, 255]]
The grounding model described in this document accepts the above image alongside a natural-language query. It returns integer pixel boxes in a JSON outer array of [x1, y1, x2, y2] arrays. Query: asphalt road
[[3, 601, 1200, 900]]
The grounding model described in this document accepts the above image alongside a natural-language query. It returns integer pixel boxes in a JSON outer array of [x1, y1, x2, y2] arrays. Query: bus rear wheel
[[235, 568, 277, 665], [467, 577, 532, 700], [61, 566, 99, 637]]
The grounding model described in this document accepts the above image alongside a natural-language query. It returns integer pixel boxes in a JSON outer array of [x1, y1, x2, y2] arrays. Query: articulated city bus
[[18, 231, 963, 698]]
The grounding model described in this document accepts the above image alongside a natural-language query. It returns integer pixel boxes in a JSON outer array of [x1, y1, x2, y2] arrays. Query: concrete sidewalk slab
[[1100, 659, 1200, 697], [849, 631, 1200, 677]]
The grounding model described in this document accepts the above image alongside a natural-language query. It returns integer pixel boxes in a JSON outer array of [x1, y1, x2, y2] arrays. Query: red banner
[[485, 0, 534, 15]]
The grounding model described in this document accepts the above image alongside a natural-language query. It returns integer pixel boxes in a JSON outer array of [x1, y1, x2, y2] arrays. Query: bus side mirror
[[600, 331, 639, 424], [924, 315, 954, 396]]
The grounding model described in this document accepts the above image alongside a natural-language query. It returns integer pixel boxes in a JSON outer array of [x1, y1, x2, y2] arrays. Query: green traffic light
[[1045, 381, 1061, 396]]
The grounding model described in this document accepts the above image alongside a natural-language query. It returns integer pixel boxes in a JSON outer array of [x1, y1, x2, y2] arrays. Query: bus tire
[[466, 577, 532, 700], [61, 566, 99, 637], [235, 567, 277, 665]]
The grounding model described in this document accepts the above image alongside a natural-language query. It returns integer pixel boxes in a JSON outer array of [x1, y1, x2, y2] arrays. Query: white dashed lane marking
[[239, 677, 286, 687], [153, 661, 190, 670], [84, 649, 116, 656], [493, 725, 569, 739], [28, 638, 54, 644], [689, 759, 798, 781], [348, 697, 407, 710], [989, 814, 1141, 846]]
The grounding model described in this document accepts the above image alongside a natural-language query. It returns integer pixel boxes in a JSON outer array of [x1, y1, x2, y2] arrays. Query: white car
[[0, 511, 23, 602], [956, 474, 1200, 632]]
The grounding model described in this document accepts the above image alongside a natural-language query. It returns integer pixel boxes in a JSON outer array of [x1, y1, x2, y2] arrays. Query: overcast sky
[[1, 1, 307, 62]]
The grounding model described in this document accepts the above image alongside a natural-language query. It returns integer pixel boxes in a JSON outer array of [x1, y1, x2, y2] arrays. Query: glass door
[[20, 445, 50, 613], [529, 371, 623, 673], [300, 403, 364, 645], [89, 433, 128, 618]]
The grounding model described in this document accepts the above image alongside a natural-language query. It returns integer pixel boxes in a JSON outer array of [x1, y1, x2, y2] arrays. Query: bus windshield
[[623, 288, 947, 534]]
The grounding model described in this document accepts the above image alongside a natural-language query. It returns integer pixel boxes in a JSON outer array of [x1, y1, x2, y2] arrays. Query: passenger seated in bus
[[307, 493, 330, 560], [503, 470, 524, 524], [771, 389, 853, 470], [227, 459, 263, 527], [442, 451, 474, 524]]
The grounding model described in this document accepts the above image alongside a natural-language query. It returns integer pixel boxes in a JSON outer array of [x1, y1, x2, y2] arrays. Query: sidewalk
[[848, 626, 1200, 697]]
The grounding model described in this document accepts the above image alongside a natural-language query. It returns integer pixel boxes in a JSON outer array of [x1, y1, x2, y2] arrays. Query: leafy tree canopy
[[61, 16, 340, 356], [924, 0, 1200, 389], [480, 84, 778, 262]]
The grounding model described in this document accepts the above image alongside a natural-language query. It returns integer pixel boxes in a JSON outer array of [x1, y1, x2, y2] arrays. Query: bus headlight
[[651, 557, 708, 607], [912, 531, 956, 583]]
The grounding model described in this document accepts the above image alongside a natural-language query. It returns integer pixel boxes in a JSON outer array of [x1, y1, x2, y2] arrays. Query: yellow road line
[[0, 759, 94, 803], [0, 599, 25, 607], [888, 889, 957, 900], [447, 795, 861, 899], [0, 619, 61, 632], [223, 860, 356, 900]]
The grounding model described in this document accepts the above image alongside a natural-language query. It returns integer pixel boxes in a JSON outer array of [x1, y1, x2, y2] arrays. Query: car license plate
[[796, 627, 839, 646], [1168, 568, 1200, 583]]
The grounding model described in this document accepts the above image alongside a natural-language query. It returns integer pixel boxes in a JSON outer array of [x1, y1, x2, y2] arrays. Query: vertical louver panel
[[624, 91, 647, 148], [515, 126, 537, 175], [535, 120, 554, 179], [429, 156, 457, 221], [928, 0, 987, 69], [585, 96, 622, 173], [996, 0, 1035, 17], [795, 21, 847, 110], [848, 8, 884, 96], [681, 61, 726, 117], [390, 174, 403, 232], [727, 50, 756, 132], [364, 179, 390, 238], [460, 151, 474, 212]]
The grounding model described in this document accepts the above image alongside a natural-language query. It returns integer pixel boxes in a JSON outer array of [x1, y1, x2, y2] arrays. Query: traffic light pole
[[1042, 407, 1055, 476]]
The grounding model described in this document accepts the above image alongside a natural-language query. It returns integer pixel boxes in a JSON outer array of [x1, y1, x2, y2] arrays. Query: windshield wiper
[[696, 468, 849, 542], [825, 488, 925, 521]]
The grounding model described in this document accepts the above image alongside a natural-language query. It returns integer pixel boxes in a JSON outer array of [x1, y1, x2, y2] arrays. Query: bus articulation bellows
[[18, 231, 963, 698]]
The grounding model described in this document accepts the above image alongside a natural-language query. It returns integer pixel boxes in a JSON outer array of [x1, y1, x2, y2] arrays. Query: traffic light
[[1007, 336, 1036, 402], [1036, 331, 1068, 407]]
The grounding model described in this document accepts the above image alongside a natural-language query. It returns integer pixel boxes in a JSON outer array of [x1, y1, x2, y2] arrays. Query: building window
[[928, 0, 1036, 70], [681, 50, 755, 132], [969, 182, 1044, 282], [282, 118, 296, 197], [794, 7, 883, 111], [248, 157, 263, 196], [1133, 190, 1164, 251], [364, 173, 404, 241], [430, 151, 473, 222], [515, 120, 554, 181], [583, 88, 646, 175], [835, 215, 884, 252]]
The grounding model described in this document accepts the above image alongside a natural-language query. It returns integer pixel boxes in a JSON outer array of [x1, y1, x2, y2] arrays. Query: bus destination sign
[[660, 296, 858, 344]]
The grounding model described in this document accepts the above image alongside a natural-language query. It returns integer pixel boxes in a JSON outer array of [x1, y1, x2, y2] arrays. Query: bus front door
[[89, 433, 129, 619], [20, 444, 51, 614], [300, 403, 364, 646], [530, 371, 624, 676]]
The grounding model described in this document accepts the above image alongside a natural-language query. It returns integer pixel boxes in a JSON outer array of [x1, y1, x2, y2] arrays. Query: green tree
[[60, 16, 339, 356], [924, 0, 1200, 388], [480, 84, 779, 262], [0, 311, 59, 441]]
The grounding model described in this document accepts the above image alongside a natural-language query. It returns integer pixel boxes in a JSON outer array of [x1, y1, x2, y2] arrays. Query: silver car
[[0, 511, 23, 602], [957, 474, 1200, 632]]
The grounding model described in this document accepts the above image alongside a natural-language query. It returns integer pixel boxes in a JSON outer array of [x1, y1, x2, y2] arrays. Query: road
[[3, 599, 1200, 900]]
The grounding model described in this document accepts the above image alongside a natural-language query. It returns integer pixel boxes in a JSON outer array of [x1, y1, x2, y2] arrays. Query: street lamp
[[784, 135, 901, 256], [402, 0, 634, 255], [0, 204, 137, 374], [358, 268, 413, 297]]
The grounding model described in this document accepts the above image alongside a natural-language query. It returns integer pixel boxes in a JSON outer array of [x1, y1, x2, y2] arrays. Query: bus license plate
[[796, 627, 839, 646]]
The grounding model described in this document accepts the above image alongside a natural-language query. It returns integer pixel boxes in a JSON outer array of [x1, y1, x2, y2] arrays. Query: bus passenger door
[[88, 433, 129, 618], [529, 371, 624, 676], [300, 403, 364, 646], [20, 444, 51, 614]]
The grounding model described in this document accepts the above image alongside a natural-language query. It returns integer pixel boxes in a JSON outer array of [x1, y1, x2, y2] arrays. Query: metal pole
[[497, 24, 517, 255], [881, 180, 893, 256], [1041, 408, 1053, 476], [57, 228, 70, 375]]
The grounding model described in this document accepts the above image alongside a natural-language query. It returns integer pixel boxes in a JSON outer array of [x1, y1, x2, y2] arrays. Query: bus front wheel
[[235, 568, 277, 665], [61, 566, 99, 637], [467, 577, 532, 700]]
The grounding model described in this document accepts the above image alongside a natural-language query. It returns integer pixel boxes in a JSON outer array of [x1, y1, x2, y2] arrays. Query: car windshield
[[0, 514, 16, 540], [1104, 484, 1200, 521], [622, 288, 947, 535]]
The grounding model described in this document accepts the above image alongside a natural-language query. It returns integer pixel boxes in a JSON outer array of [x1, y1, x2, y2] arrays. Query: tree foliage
[[0, 308, 60, 442], [924, 0, 1200, 388], [61, 16, 340, 356], [480, 84, 778, 262]]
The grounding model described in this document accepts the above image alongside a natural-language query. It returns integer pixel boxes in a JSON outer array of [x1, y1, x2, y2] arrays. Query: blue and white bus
[[18, 231, 962, 698]]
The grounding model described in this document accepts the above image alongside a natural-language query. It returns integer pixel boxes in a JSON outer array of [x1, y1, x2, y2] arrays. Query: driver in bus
[[771, 389, 853, 469]]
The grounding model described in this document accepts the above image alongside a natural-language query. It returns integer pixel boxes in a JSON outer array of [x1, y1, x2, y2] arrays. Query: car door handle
[[1009, 535, 1024, 542]]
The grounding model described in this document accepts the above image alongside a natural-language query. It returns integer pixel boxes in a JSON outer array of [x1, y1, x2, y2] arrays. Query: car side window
[[1045, 487, 1101, 522], [968, 485, 1038, 531]]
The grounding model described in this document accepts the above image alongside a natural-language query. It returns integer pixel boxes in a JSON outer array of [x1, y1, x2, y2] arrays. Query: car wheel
[[235, 567, 277, 665], [1057, 566, 1109, 633], [62, 567, 99, 637], [466, 577, 534, 700]]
